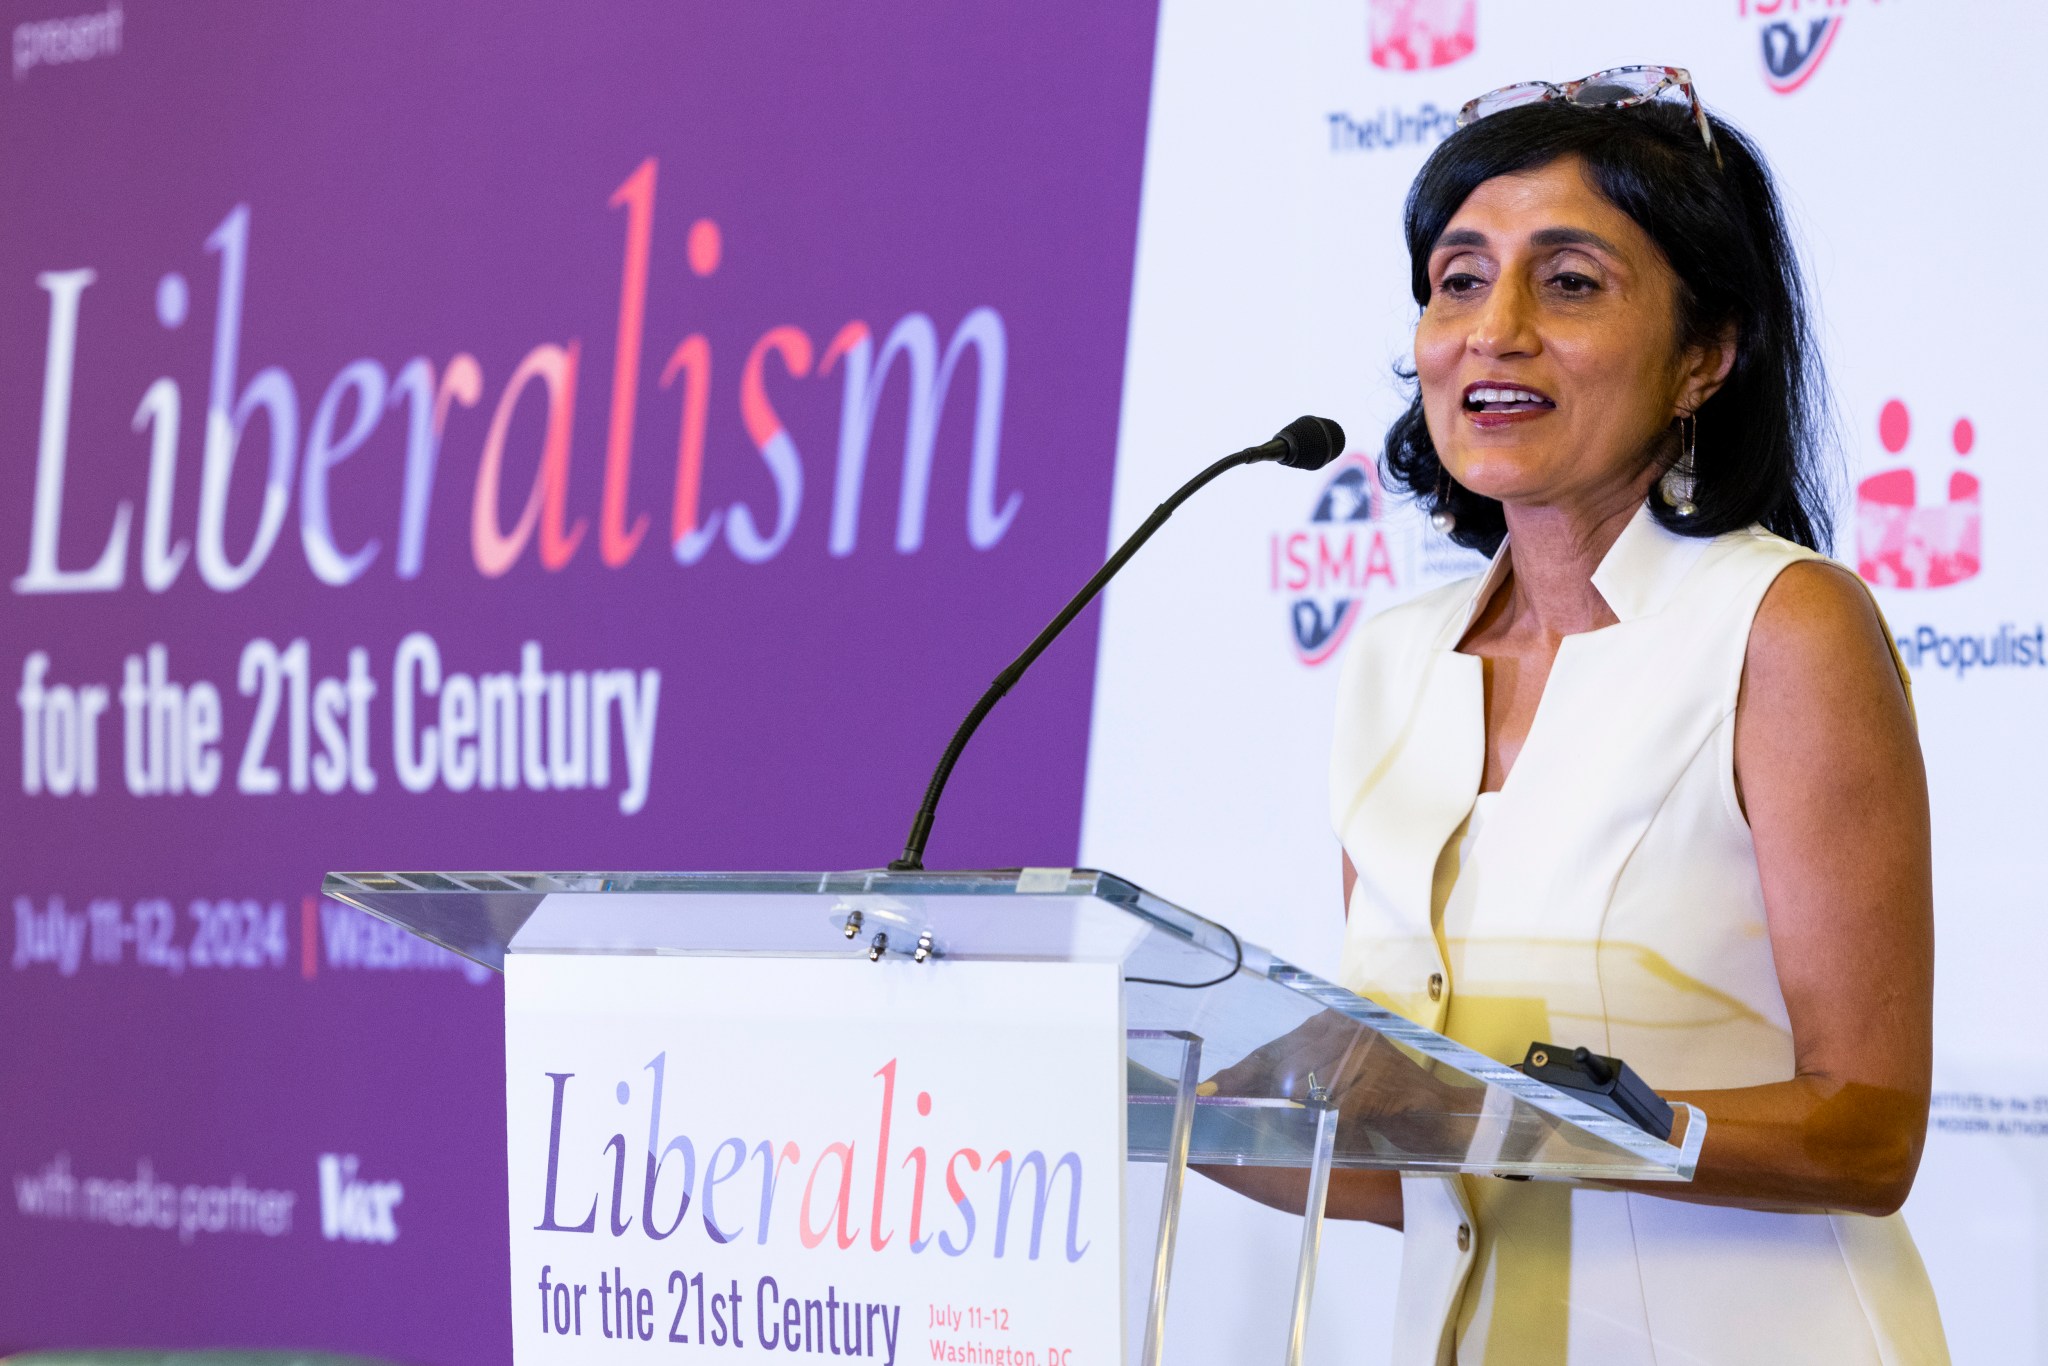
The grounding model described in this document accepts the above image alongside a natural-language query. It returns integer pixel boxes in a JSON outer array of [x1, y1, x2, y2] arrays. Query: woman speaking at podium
[[1323, 70, 1947, 1363]]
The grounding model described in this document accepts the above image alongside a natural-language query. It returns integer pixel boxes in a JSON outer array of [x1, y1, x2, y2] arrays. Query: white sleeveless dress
[[1329, 505, 1949, 1365]]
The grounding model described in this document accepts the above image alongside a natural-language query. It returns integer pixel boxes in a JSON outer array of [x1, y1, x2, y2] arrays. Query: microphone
[[1245, 413, 1346, 471], [887, 415, 1347, 871]]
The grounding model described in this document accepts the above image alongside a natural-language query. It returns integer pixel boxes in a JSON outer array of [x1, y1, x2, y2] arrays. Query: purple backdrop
[[0, 3, 1158, 1358]]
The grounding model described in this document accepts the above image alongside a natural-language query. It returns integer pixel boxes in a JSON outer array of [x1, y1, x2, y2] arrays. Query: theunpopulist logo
[[1367, 0, 1476, 71], [1857, 398, 1981, 590]]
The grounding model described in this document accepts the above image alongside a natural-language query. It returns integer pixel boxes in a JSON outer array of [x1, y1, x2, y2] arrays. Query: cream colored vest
[[1329, 506, 1947, 1366]]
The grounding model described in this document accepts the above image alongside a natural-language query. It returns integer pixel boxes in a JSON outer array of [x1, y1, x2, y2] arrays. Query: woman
[[1325, 70, 1946, 1362]]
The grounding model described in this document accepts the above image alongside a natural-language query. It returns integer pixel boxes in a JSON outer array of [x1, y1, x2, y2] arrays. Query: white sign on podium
[[505, 952, 1126, 1365]]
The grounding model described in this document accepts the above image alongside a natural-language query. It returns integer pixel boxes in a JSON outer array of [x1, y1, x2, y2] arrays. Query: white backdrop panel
[[1086, 2, 2048, 1360]]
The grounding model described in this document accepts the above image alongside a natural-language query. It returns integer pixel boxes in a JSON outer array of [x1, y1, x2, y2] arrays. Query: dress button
[[1457, 1222, 1471, 1253], [1428, 972, 1445, 1001]]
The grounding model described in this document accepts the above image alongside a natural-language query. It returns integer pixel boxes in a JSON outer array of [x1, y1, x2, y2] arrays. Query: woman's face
[[1415, 155, 1730, 520]]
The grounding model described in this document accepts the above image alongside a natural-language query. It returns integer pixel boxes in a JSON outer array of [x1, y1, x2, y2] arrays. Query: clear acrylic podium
[[324, 865, 1703, 1365]]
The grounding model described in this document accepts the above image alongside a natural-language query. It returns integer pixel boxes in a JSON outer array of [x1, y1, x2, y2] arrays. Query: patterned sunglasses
[[1456, 65, 1719, 165]]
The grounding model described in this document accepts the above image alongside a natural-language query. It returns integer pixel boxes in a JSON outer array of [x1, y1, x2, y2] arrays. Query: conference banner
[[7, 1, 2047, 1362], [0, 4, 1155, 1360]]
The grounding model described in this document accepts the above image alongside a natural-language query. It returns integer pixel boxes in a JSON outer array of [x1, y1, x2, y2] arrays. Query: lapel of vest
[[1337, 559, 1499, 945]]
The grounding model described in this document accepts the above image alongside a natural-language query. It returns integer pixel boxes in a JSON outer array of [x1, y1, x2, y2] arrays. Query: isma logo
[[1857, 397, 1981, 590], [1368, 0, 1476, 71], [1761, 16, 1841, 92], [1739, 0, 1873, 95], [1276, 456, 1391, 665], [1269, 455, 1479, 666]]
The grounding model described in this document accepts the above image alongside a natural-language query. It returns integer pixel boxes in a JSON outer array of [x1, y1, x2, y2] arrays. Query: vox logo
[[317, 1153, 404, 1245]]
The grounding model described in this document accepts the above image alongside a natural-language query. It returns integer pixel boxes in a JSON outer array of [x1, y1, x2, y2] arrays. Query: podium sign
[[505, 946, 1125, 1365], [329, 866, 1703, 1365]]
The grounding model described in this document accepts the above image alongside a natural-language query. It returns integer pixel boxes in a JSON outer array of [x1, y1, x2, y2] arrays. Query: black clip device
[[1517, 1042, 1675, 1142]]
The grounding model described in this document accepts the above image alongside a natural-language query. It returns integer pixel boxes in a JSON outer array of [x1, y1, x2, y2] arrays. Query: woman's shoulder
[[1748, 557, 1903, 691], [1671, 522, 1834, 622], [1698, 521, 1823, 576], [1698, 526, 1870, 628], [1710, 526, 1913, 714]]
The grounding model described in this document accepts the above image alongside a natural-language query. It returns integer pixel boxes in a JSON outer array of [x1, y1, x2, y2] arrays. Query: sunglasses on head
[[1457, 65, 1720, 166]]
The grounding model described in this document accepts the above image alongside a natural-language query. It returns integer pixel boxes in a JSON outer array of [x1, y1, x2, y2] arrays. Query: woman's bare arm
[[1620, 560, 1933, 1215]]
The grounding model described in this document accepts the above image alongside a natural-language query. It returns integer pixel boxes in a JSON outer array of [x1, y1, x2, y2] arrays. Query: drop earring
[[1659, 413, 1699, 517], [1430, 468, 1457, 534]]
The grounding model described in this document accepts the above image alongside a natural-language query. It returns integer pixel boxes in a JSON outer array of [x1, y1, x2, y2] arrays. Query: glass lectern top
[[322, 866, 1702, 1182]]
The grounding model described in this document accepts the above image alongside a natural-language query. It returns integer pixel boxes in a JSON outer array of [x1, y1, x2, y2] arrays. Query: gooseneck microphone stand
[[888, 415, 1345, 872]]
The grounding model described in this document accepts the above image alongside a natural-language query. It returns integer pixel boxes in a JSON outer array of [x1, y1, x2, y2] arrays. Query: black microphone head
[[1274, 414, 1345, 470]]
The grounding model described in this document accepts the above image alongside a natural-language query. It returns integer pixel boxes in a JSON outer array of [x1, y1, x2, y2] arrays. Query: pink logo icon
[[1369, 0, 1477, 71], [1856, 398, 1981, 589]]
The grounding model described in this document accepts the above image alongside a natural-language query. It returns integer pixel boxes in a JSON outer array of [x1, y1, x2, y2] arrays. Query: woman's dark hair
[[1384, 97, 1833, 555]]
